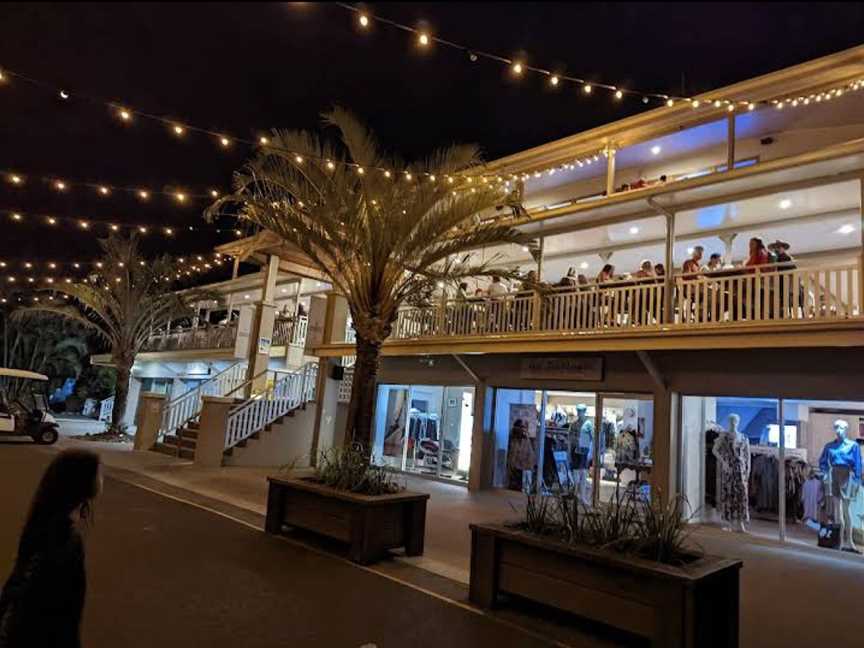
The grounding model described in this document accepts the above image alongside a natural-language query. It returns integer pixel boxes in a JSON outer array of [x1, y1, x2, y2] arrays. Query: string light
[[512, 62, 523, 75], [173, 124, 185, 136], [219, 136, 230, 147], [549, 75, 559, 87], [138, 189, 150, 200], [358, 13, 369, 28], [59, 90, 70, 100], [117, 107, 132, 121], [614, 89, 623, 100], [54, 180, 67, 191], [259, 136, 269, 145], [98, 185, 110, 195], [583, 84, 592, 94], [418, 32, 430, 47], [9, 174, 22, 185]]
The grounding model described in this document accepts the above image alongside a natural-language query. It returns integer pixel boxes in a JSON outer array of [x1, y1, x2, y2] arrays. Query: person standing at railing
[[742, 237, 771, 320], [634, 260, 655, 279], [682, 246, 704, 275], [767, 239, 800, 318], [706, 253, 723, 272], [594, 265, 616, 328]]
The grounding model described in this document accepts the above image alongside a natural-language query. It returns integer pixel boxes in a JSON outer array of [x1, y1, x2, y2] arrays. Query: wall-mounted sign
[[257, 337, 272, 354], [519, 356, 604, 381]]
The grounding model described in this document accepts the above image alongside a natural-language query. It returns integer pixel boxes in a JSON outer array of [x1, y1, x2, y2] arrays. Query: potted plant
[[470, 491, 741, 648], [266, 446, 429, 565]]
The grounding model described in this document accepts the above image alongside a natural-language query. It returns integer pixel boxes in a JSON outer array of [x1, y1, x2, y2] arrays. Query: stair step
[[162, 435, 197, 449], [223, 447, 233, 457], [180, 429, 199, 440], [152, 443, 195, 460], [186, 421, 201, 431]]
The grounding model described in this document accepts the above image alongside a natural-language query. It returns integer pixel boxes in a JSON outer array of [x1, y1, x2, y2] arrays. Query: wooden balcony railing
[[388, 261, 861, 343], [142, 321, 239, 353]]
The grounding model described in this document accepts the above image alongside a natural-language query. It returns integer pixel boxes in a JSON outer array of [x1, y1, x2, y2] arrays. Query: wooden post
[[664, 210, 676, 324], [778, 399, 786, 542], [726, 113, 736, 171], [605, 145, 617, 196], [858, 177, 863, 314], [231, 256, 240, 280]]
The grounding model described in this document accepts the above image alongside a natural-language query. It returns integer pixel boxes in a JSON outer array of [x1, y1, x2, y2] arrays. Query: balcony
[[142, 316, 309, 354], [389, 261, 861, 346]]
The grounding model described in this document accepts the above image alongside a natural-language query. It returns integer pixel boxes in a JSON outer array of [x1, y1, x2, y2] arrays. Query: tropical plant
[[1, 314, 90, 401], [208, 107, 527, 446], [15, 234, 205, 433], [314, 444, 403, 496], [512, 489, 699, 566]]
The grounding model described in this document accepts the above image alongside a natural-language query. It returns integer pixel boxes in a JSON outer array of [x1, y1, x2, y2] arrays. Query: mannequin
[[712, 414, 751, 532], [568, 404, 594, 505], [819, 419, 862, 553]]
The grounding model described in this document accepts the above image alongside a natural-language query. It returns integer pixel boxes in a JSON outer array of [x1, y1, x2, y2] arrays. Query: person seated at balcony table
[[456, 281, 470, 301], [487, 275, 509, 298], [706, 253, 723, 272], [653, 263, 665, 278], [558, 267, 578, 288], [518, 270, 538, 293], [634, 259, 655, 279], [596, 264, 616, 284], [767, 240, 801, 317], [682, 246, 704, 275], [577, 274, 590, 287]]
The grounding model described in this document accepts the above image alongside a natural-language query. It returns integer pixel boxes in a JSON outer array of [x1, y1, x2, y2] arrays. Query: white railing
[[143, 321, 238, 352], [387, 261, 861, 342], [224, 362, 318, 450], [98, 396, 114, 422], [673, 263, 859, 326], [338, 366, 354, 403], [272, 316, 309, 347], [158, 362, 247, 441]]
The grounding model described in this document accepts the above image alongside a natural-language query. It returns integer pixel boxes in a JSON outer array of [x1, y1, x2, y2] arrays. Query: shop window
[[372, 384, 474, 483], [598, 395, 654, 503]]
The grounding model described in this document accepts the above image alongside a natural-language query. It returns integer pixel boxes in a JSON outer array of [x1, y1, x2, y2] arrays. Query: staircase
[[223, 363, 318, 458], [150, 362, 246, 459]]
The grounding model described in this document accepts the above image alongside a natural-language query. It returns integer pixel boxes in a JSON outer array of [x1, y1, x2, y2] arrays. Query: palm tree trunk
[[110, 356, 133, 434], [345, 335, 382, 448]]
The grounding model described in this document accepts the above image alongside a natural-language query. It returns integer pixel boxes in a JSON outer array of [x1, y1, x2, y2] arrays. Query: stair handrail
[[224, 362, 318, 451], [158, 361, 246, 441]]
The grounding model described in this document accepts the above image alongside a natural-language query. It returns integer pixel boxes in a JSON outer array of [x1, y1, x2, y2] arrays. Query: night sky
[[1, 2, 863, 285]]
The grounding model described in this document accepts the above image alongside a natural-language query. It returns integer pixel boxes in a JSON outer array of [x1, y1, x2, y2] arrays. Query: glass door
[[373, 384, 410, 470], [595, 394, 654, 505]]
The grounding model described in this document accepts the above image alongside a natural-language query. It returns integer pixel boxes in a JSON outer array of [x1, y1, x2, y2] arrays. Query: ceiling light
[[838, 224, 855, 235], [650, 145, 661, 155], [579, 262, 589, 270], [778, 198, 792, 210], [629, 226, 640, 234]]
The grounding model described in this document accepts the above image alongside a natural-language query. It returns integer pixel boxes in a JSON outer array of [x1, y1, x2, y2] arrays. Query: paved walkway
[[1, 444, 599, 648], [34, 438, 864, 647]]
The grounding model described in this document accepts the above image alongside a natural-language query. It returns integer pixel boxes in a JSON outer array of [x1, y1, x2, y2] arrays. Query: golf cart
[[0, 368, 60, 445]]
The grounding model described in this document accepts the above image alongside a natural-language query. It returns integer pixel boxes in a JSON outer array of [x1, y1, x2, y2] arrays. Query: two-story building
[[114, 45, 864, 551]]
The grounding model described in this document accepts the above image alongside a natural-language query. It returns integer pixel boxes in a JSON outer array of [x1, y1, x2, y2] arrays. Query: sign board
[[233, 305, 255, 359], [257, 337, 272, 355], [519, 356, 603, 382]]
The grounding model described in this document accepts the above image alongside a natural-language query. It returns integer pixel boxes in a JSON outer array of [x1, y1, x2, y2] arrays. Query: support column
[[664, 210, 676, 323], [245, 255, 280, 392], [195, 396, 235, 468], [719, 232, 738, 266], [231, 256, 240, 280], [858, 178, 864, 313], [605, 145, 617, 196], [726, 113, 736, 171], [132, 392, 166, 451], [651, 388, 678, 505], [310, 358, 343, 465], [536, 236, 545, 281], [468, 380, 488, 492]]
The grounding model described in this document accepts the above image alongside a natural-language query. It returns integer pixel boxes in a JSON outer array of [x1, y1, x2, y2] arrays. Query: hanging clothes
[[705, 428, 721, 507], [801, 477, 824, 523], [713, 432, 751, 524]]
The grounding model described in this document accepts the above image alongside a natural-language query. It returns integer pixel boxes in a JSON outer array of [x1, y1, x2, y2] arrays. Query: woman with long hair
[[0, 450, 102, 647]]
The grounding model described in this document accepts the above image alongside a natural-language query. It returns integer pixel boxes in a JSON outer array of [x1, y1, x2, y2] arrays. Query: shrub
[[313, 444, 404, 496]]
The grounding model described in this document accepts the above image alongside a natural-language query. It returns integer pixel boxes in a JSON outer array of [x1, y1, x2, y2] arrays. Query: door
[[595, 393, 655, 505]]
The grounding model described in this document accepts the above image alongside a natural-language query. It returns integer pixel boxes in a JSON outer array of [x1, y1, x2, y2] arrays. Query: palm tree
[[209, 107, 527, 447], [16, 234, 202, 433]]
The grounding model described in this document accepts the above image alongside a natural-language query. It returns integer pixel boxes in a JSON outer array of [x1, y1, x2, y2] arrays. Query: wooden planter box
[[266, 476, 429, 565], [470, 524, 741, 648]]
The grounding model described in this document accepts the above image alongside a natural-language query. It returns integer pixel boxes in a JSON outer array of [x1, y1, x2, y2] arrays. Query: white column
[[664, 211, 675, 323], [245, 255, 280, 391], [605, 146, 617, 196]]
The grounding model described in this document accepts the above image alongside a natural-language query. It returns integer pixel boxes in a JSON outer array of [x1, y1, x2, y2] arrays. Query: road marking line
[[116, 476, 573, 648]]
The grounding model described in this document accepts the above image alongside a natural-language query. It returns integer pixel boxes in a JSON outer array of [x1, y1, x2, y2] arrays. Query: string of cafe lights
[[0, 64, 540, 186], [337, 3, 864, 115], [2, 168, 226, 206], [0, 251, 228, 273], [1, 207, 246, 237]]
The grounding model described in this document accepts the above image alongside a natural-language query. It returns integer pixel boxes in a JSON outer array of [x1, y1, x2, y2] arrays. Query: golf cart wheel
[[35, 427, 59, 445]]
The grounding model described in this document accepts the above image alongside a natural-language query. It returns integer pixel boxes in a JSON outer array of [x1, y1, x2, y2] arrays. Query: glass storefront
[[372, 384, 474, 483], [492, 388, 654, 503], [681, 395, 864, 553]]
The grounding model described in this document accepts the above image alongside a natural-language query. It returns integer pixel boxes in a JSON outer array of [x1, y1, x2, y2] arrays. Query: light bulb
[[59, 90, 70, 100], [615, 89, 623, 100], [512, 62, 523, 75], [118, 108, 131, 121], [138, 190, 149, 200], [418, 32, 430, 46], [326, 160, 335, 171], [359, 13, 369, 28], [357, 166, 365, 175], [583, 84, 592, 94], [11, 213, 22, 221], [99, 186, 110, 195], [139, 226, 148, 234], [405, 172, 412, 181], [219, 136, 230, 147], [384, 170, 391, 178], [173, 124, 185, 136], [9, 174, 22, 185], [666, 98, 674, 107], [110, 224, 119, 231], [295, 155, 303, 164], [47, 217, 56, 225], [210, 189, 219, 198], [259, 136, 269, 145], [176, 192, 187, 203], [691, 100, 700, 108], [55, 180, 66, 191], [550, 75, 559, 86], [80, 221, 89, 229], [748, 103, 756, 111]]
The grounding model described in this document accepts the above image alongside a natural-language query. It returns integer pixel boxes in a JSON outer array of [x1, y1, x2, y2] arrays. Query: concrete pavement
[[0, 443, 637, 647]]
